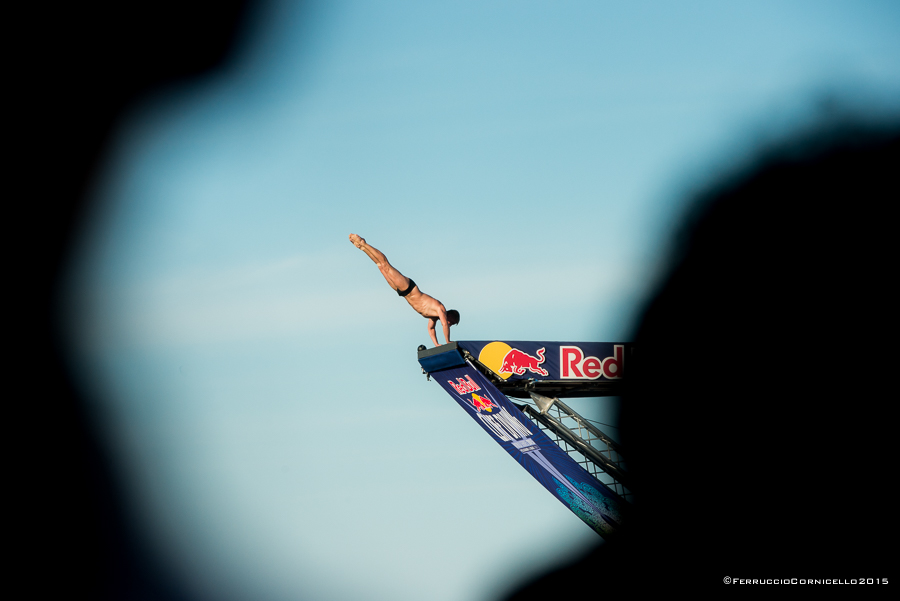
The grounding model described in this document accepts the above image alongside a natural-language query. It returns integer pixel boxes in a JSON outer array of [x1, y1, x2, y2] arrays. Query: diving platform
[[417, 340, 633, 538]]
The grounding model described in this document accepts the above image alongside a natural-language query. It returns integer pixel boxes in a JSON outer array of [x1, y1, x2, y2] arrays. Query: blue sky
[[65, 1, 900, 599]]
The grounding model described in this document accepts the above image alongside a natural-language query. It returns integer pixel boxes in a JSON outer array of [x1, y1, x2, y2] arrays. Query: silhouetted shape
[[15, 2, 260, 598], [503, 123, 898, 597]]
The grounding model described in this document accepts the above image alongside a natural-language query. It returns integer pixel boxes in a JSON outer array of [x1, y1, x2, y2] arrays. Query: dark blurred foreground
[[505, 125, 898, 595], [14, 2, 256, 598]]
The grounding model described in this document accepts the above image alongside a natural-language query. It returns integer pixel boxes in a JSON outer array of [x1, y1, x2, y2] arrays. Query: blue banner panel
[[456, 341, 628, 383], [434, 360, 624, 537]]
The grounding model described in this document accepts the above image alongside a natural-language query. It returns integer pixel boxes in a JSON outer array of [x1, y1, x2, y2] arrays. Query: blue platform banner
[[456, 341, 629, 383], [434, 360, 624, 537]]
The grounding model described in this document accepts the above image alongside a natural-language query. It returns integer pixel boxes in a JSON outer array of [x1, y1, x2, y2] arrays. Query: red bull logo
[[472, 398, 534, 440], [449, 375, 481, 394], [560, 344, 624, 380], [478, 341, 549, 379], [498, 347, 549, 376], [470, 392, 497, 413]]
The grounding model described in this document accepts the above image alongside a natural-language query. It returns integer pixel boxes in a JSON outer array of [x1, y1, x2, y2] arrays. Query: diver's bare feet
[[349, 233, 366, 249]]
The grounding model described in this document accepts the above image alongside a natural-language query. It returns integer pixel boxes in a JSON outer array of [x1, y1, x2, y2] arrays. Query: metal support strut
[[517, 392, 633, 503]]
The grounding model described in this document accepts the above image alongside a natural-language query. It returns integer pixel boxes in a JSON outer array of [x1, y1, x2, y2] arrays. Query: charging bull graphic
[[471, 393, 496, 413], [499, 347, 549, 376]]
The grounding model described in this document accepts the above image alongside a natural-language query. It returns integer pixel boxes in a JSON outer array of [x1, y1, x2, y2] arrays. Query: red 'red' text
[[449, 375, 481, 394], [559, 345, 625, 380]]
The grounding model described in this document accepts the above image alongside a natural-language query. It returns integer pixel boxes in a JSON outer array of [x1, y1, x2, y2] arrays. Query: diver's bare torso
[[404, 287, 444, 319]]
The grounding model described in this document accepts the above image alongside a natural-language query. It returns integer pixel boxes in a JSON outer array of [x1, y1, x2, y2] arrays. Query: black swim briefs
[[397, 279, 416, 297]]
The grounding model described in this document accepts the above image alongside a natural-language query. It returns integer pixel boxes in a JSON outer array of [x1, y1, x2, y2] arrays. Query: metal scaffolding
[[516, 393, 633, 504]]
